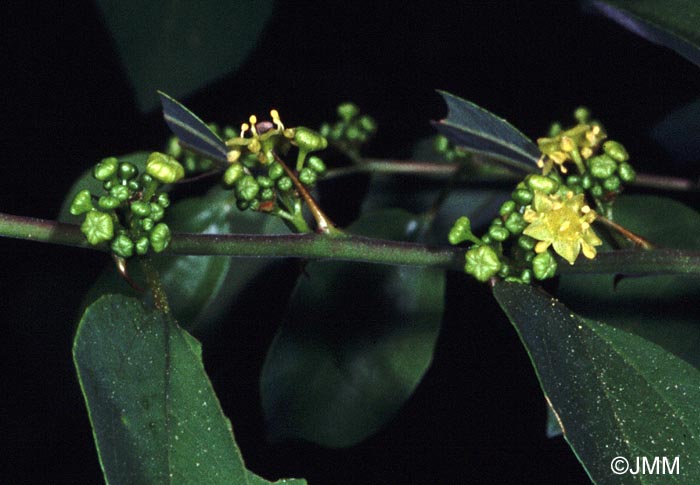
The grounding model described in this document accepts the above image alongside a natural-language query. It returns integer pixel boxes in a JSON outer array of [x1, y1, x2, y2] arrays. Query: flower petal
[[553, 239, 580, 264]]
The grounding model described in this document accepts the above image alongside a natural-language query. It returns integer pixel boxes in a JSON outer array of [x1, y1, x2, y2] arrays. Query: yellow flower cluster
[[536, 123, 606, 175], [523, 190, 602, 265]]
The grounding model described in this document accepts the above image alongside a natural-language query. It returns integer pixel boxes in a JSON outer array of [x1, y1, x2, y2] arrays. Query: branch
[[324, 158, 700, 192], [2, 212, 699, 276]]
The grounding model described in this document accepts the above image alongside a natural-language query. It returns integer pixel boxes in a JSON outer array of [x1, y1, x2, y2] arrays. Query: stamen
[[249, 115, 258, 135], [240, 123, 249, 137], [581, 205, 591, 214], [559, 221, 570, 232]]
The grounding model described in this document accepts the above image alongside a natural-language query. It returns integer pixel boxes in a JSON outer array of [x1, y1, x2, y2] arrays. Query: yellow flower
[[523, 190, 602, 265]]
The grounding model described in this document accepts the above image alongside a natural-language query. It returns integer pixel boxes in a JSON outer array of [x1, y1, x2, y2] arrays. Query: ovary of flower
[[522, 190, 602, 265]]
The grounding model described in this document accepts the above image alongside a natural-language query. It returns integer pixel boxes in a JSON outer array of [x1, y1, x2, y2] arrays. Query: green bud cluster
[[432, 134, 471, 162], [71, 153, 176, 257], [319, 102, 377, 159], [449, 109, 636, 285]]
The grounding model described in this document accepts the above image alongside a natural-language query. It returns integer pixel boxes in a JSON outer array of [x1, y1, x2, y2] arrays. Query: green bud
[[581, 173, 593, 190], [345, 125, 361, 141], [532, 251, 557, 280], [110, 185, 130, 202], [520, 269, 532, 284], [98, 196, 120, 210], [103, 180, 114, 191], [498, 264, 511, 278], [146, 152, 185, 184], [588, 154, 617, 179], [141, 218, 154, 231], [566, 175, 582, 187], [319, 123, 331, 137], [111, 234, 134, 258], [548, 122, 562, 137], [249, 199, 260, 211], [236, 200, 250, 211], [480, 234, 492, 244], [511, 188, 533, 206], [448, 216, 480, 245], [256, 175, 274, 188], [295, 127, 328, 153], [526, 174, 559, 194], [235, 175, 260, 201], [149, 223, 171, 253], [130, 201, 151, 217], [142, 174, 154, 185], [128, 180, 140, 191], [603, 175, 621, 192], [277, 176, 293, 192], [157, 192, 170, 208], [307, 156, 327, 174], [260, 188, 275, 201], [268, 162, 284, 180], [505, 212, 527, 235], [602, 140, 629, 162], [150, 203, 165, 221], [358, 115, 376, 133], [70, 189, 94, 216], [464, 245, 502, 282], [573, 106, 590, 124], [184, 155, 197, 172], [590, 184, 604, 198], [93, 157, 118, 181], [299, 168, 317, 186], [223, 126, 236, 139], [488, 225, 509, 242], [166, 136, 182, 158], [118, 162, 138, 180], [518, 235, 536, 250], [499, 200, 516, 217], [618, 162, 636, 182], [223, 163, 244, 186], [81, 210, 114, 245], [337, 102, 359, 121], [434, 135, 450, 154], [135, 236, 150, 256]]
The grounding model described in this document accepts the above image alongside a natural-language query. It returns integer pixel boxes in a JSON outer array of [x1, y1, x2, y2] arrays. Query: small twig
[[272, 151, 340, 235], [112, 254, 143, 292], [173, 169, 223, 185], [595, 215, 655, 250]]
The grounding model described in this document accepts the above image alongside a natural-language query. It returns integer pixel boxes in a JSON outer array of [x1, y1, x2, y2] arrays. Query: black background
[[1, 1, 698, 484]]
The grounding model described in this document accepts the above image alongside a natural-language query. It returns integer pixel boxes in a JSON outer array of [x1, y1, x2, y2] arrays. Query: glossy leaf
[[593, 0, 700, 67], [159, 92, 228, 163], [546, 406, 563, 439], [96, 1, 274, 111], [493, 282, 700, 483], [261, 209, 445, 448], [558, 195, 700, 368], [80, 186, 290, 332], [431, 91, 540, 172], [74, 295, 247, 484]]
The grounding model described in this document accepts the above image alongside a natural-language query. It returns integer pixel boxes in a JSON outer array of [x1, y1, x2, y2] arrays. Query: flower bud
[[235, 175, 260, 201], [111, 234, 134, 258], [337, 102, 359, 121], [603, 140, 629, 162], [93, 157, 118, 181], [588, 154, 617, 179], [448, 216, 480, 245], [532, 251, 557, 280], [81, 210, 114, 245], [223, 163, 244, 186], [464, 245, 501, 282], [149, 223, 171, 253], [70, 189, 94, 216], [146, 152, 185, 184], [294, 127, 328, 153]]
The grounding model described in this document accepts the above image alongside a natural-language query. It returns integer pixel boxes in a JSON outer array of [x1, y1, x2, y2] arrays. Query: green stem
[[324, 158, 699, 192], [2, 212, 699, 276], [140, 257, 171, 314]]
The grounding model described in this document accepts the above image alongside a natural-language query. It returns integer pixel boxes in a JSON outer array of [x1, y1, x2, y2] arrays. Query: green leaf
[[546, 406, 563, 439], [431, 91, 540, 173], [593, 0, 700, 67], [74, 295, 306, 484], [96, 1, 274, 111], [261, 209, 445, 448], [159, 92, 228, 163], [559, 195, 700, 368], [73, 295, 248, 484], [493, 282, 700, 483], [80, 186, 290, 332], [246, 472, 307, 485]]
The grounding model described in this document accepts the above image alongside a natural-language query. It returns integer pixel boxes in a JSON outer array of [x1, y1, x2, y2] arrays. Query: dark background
[[2, 1, 698, 484]]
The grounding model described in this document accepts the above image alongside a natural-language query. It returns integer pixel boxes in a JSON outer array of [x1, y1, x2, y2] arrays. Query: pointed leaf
[[432, 91, 540, 172], [493, 282, 700, 483], [159, 92, 228, 163], [73, 295, 249, 484], [96, 1, 274, 111], [261, 209, 445, 448], [592, 0, 700, 67]]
